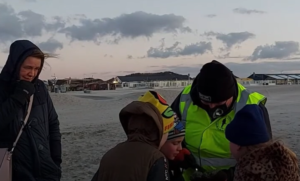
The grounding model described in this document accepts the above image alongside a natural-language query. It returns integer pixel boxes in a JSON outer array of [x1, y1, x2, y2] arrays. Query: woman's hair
[[30, 49, 57, 70], [30, 49, 57, 59]]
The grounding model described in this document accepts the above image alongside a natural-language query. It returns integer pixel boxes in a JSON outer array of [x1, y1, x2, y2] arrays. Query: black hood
[[0, 40, 44, 83]]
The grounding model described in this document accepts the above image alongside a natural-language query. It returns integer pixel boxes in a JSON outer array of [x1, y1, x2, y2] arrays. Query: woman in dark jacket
[[0, 40, 62, 181]]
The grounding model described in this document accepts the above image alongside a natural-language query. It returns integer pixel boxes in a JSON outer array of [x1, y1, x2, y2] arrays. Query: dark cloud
[[37, 38, 63, 53], [203, 31, 255, 50], [246, 41, 300, 61], [146, 40, 212, 58], [205, 14, 217, 18], [18, 10, 45, 37], [0, 3, 65, 44], [59, 11, 191, 44], [155, 61, 300, 78], [233, 8, 266, 15], [127, 55, 133, 59]]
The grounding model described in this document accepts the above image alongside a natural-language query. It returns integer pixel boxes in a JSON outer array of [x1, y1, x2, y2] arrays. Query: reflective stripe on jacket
[[179, 83, 266, 177]]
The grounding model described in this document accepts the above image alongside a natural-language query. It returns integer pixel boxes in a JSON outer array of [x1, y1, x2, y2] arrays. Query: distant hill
[[106, 71, 238, 82], [125, 71, 190, 77], [112, 71, 192, 82]]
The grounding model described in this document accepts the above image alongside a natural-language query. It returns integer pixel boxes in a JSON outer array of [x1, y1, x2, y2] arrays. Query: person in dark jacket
[[225, 104, 299, 181], [0, 40, 62, 181], [91, 91, 175, 181], [169, 60, 272, 181]]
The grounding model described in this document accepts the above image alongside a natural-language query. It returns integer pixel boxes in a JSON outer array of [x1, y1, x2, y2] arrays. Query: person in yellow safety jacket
[[169, 60, 273, 181]]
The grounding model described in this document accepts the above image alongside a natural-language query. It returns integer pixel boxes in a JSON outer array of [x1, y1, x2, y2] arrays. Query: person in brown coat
[[225, 104, 300, 181], [91, 91, 175, 181]]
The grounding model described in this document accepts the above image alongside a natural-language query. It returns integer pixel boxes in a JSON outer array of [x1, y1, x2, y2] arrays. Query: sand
[[51, 86, 300, 181]]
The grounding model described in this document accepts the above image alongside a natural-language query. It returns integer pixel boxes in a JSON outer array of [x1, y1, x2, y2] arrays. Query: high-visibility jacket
[[179, 83, 266, 180]]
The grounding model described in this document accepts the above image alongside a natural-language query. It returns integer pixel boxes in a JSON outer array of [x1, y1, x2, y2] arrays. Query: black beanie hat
[[197, 60, 235, 103]]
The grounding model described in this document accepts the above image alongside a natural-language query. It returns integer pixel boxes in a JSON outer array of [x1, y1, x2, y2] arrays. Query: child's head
[[161, 118, 185, 160], [119, 91, 175, 149], [225, 104, 270, 159]]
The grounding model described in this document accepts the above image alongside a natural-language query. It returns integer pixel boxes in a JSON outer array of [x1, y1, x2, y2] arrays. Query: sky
[[1, 0, 300, 80]]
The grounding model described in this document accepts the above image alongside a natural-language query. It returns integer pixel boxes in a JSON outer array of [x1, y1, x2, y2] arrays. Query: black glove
[[221, 167, 235, 181], [11, 80, 35, 105], [190, 170, 228, 181]]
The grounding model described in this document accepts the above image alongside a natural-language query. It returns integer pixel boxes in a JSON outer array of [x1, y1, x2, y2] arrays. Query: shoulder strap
[[10, 95, 34, 153]]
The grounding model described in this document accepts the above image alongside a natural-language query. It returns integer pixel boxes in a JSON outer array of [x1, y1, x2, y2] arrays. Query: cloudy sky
[[1, 0, 300, 80]]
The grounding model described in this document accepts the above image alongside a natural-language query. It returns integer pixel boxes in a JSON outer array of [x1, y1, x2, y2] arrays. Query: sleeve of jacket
[[46, 90, 62, 168], [259, 102, 272, 139], [171, 91, 183, 120], [91, 168, 99, 181], [147, 157, 170, 181], [0, 94, 23, 131]]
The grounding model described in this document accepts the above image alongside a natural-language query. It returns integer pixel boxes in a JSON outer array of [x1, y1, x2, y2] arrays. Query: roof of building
[[248, 73, 300, 80], [117, 71, 192, 82]]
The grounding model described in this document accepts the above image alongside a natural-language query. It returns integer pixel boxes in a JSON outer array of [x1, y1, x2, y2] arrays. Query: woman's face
[[230, 142, 241, 159], [19, 56, 41, 82], [160, 136, 184, 160]]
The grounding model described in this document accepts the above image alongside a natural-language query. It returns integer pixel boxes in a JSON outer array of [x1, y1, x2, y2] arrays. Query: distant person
[[225, 104, 300, 181], [0, 40, 62, 181], [170, 60, 272, 181], [92, 91, 175, 181]]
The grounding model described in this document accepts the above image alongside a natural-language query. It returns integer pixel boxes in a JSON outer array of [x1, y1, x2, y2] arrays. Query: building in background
[[47, 78, 116, 92], [248, 73, 300, 85], [236, 78, 255, 86]]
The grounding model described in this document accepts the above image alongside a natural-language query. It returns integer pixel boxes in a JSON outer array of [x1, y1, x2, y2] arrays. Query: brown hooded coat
[[234, 141, 300, 181], [95, 101, 168, 181]]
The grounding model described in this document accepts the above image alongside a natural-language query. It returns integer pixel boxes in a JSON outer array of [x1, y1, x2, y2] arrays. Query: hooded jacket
[[234, 141, 300, 181], [94, 101, 170, 181], [0, 40, 61, 181]]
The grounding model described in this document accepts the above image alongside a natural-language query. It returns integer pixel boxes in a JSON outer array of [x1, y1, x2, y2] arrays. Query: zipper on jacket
[[26, 121, 42, 177], [198, 116, 224, 167]]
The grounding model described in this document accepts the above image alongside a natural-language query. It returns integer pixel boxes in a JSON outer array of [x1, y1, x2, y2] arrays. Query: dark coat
[[0, 40, 62, 181], [93, 101, 170, 181]]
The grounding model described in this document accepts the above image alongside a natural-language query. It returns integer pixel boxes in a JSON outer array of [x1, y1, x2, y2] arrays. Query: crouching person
[[92, 91, 175, 181], [225, 104, 300, 181]]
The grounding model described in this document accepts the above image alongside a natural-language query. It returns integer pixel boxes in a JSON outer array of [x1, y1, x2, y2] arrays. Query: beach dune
[[53, 86, 300, 181]]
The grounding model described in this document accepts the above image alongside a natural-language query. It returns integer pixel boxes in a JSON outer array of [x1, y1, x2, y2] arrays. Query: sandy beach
[[53, 86, 300, 181]]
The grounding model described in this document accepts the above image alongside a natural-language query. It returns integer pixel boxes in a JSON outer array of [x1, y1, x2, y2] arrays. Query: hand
[[174, 148, 190, 161], [191, 170, 228, 181], [207, 170, 228, 181], [170, 148, 199, 170], [11, 80, 35, 105]]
